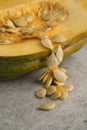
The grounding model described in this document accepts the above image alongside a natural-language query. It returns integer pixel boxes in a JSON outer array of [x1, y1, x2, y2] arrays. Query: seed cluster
[[0, 0, 68, 45], [37, 44, 74, 110]]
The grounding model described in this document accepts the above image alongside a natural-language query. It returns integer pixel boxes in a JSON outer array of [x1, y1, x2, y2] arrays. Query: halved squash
[[0, 0, 87, 80]]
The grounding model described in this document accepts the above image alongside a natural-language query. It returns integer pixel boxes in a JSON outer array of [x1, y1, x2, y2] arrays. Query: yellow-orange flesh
[[0, 0, 87, 56]]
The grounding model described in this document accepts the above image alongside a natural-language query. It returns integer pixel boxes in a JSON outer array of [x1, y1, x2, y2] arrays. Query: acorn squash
[[0, 0, 87, 80]]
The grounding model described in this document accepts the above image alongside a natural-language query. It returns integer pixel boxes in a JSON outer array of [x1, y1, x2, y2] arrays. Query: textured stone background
[[0, 45, 87, 130]]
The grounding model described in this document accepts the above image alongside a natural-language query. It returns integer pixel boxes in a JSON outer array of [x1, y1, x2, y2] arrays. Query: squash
[[0, 0, 87, 80]]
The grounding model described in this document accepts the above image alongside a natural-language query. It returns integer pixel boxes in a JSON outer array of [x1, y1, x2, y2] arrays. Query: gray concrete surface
[[0, 45, 87, 130]]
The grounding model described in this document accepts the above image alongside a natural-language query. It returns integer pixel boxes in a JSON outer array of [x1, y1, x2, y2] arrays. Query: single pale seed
[[50, 86, 63, 100], [63, 84, 74, 92], [54, 80, 64, 86], [7, 28, 17, 33], [0, 27, 6, 32], [50, 90, 61, 100], [39, 72, 48, 81], [34, 31, 47, 39], [46, 85, 56, 96], [13, 17, 27, 27], [52, 35, 67, 43], [4, 20, 15, 28], [56, 45, 64, 63], [42, 26, 51, 32], [47, 53, 59, 69], [0, 40, 11, 45], [22, 34, 33, 39], [4, 40, 11, 44], [44, 76, 53, 89], [59, 88, 68, 100], [38, 102, 55, 110], [41, 38, 53, 50], [53, 68, 67, 82], [20, 27, 29, 34], [35, 88, 46, 98], [24, 16, 32, 22], [42, 73, 49, 84], [47, 21, 59, 27]]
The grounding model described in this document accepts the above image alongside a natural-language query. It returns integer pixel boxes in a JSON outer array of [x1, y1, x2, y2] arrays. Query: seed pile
[[36, 40, 74, 110]]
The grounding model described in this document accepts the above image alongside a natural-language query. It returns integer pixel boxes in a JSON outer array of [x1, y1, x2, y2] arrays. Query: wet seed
[[42, 26, 51, 32], [38, 102, 55, 110], [24, 16, 32, 22], [7, 28, 17, 33], [0, 27, 6, 32], [22, 34, 33, 39], [13, 17, 27, 27], [4, 20, 15, 28], [47, 21, 59, 27]]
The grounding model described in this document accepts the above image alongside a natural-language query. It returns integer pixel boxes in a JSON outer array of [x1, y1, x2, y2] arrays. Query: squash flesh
[[0, 0, 87, 57]]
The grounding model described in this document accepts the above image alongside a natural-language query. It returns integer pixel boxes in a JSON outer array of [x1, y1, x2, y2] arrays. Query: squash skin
[[0, 0, 87, 80], [0, 34, 86, 80]]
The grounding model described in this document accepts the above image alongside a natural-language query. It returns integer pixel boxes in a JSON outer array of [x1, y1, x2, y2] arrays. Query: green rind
[[0, 32, 87, 80]]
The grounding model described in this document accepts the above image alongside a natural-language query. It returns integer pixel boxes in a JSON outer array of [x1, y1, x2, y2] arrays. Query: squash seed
[[46, 85, 56, 96], [24, 16, 32, 22], [38, 102, 55, 110], [0, 40, 11, 45], [63, 84, 74, 92], [47, 53, 58, 69], [13, 17, 27, 27], [53, 68, 67, 83], [42, 72, 49, 84], [39, 72, 48, 81], [44, 76, 53, 89], [42, 26, 51, 32], [56, 45, 64, 63], [54, 80, 64, 86], [0, 27, 6, 32], [7, 28, 17, 33], [52, 35, 67, 43], [4, 20, 15, 28], [47, 21, 59, 27], [22, 34, 33, 39], [59, 88, 68, 100], [41, 38, 53, 50], [35, 88, 46, 98], [50, 86, 63, 100], [50, 90, 61, 100]]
